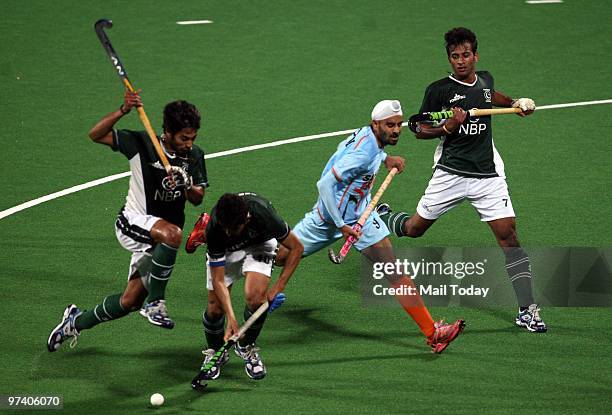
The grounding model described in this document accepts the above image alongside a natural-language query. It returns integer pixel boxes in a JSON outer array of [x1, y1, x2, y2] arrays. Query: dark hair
[[162, 100, 201, 134], [444, 27, 477, 56], [216, 193, 249, 230]]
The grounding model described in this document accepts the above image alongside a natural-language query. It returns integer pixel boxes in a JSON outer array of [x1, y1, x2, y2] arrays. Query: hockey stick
[[407, 107, 522, 132], [191, 293, 285, 390], [328, 167, 398, 264], [94, 19, 172, 176]]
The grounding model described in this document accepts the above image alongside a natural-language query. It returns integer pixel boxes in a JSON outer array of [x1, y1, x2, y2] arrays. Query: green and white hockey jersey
[[112, 129, 208, 228], [420, 71, 506, 178]]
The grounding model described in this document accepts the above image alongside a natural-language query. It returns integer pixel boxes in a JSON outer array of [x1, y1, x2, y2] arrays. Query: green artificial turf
[[1, 1, 611, 413]]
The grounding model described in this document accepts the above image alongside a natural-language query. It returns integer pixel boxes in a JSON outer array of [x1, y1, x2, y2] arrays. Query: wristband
[[442, 125, 452, 135], [119, 104, 131, 115]]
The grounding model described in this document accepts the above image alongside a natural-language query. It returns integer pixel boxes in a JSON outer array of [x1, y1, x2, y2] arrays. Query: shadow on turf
[[277, 307, 523, 344], [180, 306, 427, 351], [282, 307, 419, 341], [275, 352, 439, 367], [470, 306, 516, 324], [271, 307, 453, 359], [36, 346, 215, 382], [34, 345, 275, 411]]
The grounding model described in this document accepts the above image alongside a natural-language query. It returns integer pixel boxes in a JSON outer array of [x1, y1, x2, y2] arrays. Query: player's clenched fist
[[512, 98, 535, 117]]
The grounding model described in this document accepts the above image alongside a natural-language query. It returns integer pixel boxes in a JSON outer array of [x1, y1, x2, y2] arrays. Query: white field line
[[1, 98, 610, 221], [0, 172, 131, 220], [176, 20, 213, 25], [526, 0, 563, 4], [206, 128, 355, 159], [537, 99, 612, 110]]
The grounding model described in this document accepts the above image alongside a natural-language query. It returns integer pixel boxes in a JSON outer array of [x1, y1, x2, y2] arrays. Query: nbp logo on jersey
[[459, 123, 487, 135], [154, 189, 182, 202]]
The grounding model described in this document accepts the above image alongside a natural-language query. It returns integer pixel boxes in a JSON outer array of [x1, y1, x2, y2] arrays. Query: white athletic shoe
[[235, 343, 267, 380], [516, 304, 547, 333], [47, 304, 81, 352], [139, 299, 175, 329]]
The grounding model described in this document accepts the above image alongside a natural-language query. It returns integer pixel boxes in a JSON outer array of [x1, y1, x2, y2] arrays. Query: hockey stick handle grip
[[409, 107, 522, 126], [468, 107, 522, 117], [337, 167, 398, 256]]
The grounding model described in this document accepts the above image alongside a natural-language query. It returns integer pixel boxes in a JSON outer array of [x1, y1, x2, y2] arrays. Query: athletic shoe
[[375, 203, 392, 216], [427, 319, 466, 354], [234, 343, 267, 380], [185, 213, 210, 253], [47, 304, 81, 352], [139, 299, 175, 329], [198, 348, 230, 380], [516, 304, 547, 333]]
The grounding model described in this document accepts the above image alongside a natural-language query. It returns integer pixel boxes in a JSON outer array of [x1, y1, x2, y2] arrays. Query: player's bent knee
[[244, 292, 266, 310], [166, 226, 183, 248], [161, 225, 183, 247], [206, 307, 224, 320], [206, 299, 224, 318], [152, 221, 183, 248]]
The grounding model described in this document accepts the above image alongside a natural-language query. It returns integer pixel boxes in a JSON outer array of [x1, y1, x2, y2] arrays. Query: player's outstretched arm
[[493, 91, 535, 117], [88, 90, 142, 146], [267, 232, 303, 302]]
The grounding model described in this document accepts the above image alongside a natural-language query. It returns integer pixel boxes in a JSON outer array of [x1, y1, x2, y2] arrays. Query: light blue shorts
[[293, 208, 390, 257]]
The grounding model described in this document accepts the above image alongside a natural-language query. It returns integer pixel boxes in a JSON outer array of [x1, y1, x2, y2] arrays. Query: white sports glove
[[512, 98, 536, 112], [162, 166, 192, 191]]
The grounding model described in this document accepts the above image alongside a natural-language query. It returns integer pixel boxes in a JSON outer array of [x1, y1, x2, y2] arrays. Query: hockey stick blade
[[191, 373, 209, 392], [327, 248, 344, 264], [190, 300, 271, 389], [94, 19, 112, 32]]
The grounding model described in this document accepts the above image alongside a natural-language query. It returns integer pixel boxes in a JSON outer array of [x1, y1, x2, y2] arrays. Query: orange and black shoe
[[185, 213, 210, 253], [426, 319, 465, 354]]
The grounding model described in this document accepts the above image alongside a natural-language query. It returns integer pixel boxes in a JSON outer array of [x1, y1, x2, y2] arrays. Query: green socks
[[505, 248, 535, 307], [203, 311, 225, 350], [72, 243, 179, 332], [74, 293, 129, 331], [202, 304, 269, 349], [379, 211, 410, 237], [147, 243, 178, 302], [241, 304, 268, 345]]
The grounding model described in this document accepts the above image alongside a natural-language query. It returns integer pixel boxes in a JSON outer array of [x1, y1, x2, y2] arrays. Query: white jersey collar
[[448, 73, 478, 87], [160, 137, 177, 159]]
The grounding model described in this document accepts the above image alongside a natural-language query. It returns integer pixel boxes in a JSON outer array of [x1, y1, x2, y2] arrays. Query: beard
[[383, 131, 399, 145]]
